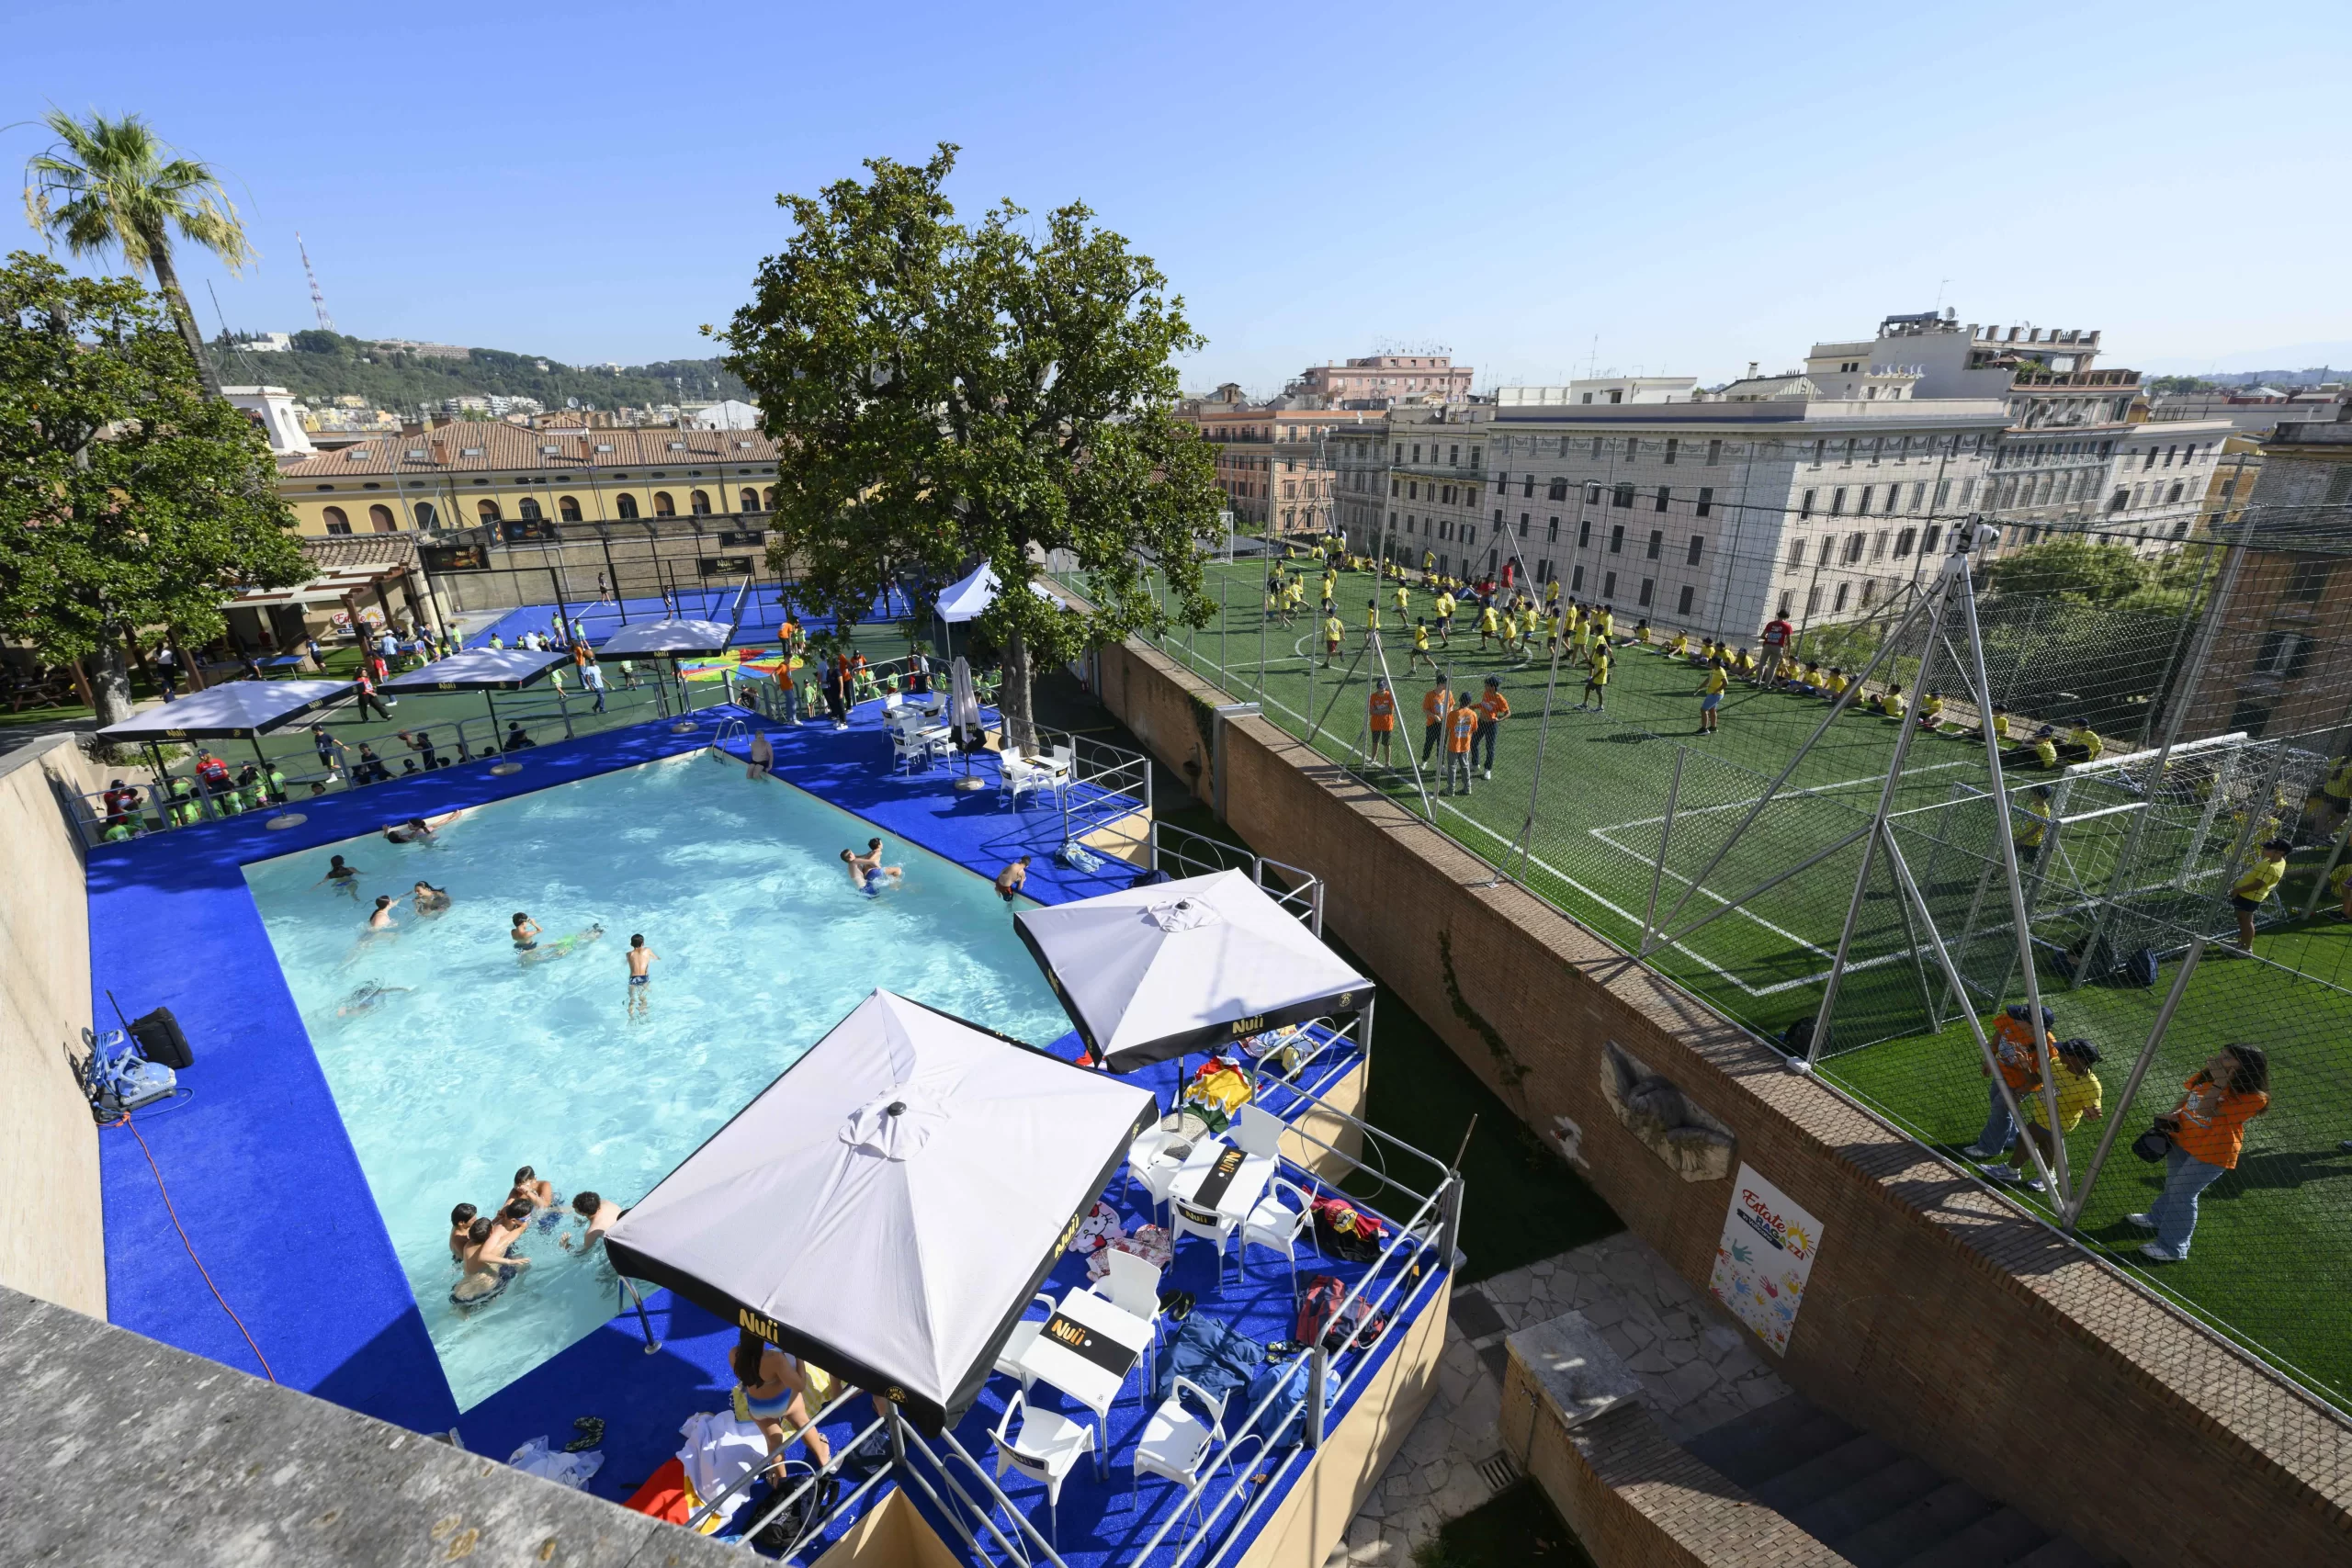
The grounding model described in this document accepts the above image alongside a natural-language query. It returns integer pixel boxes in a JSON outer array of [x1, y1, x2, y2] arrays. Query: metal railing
[[1150, 820, 1326, 935]]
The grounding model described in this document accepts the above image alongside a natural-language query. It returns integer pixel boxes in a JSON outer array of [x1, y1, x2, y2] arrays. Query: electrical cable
[[104, 1099, 277, 1384]]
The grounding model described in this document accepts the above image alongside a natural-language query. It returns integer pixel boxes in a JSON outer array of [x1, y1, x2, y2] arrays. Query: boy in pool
[[560, 1190, 622, 1253], [318, 854, 362, 897], [367, 894, 402, 931], [509, 1167, 555, 1213], [626, 934, 660, 1016], [747, 730, 774, 780], [335, 981, 412, 1017], [995, 857, 1031, 903], [447, 1203, 479, 1261], [452, 1213, 532, 1306], [511, 912, 542, 952], [843, 837, 887, 882]]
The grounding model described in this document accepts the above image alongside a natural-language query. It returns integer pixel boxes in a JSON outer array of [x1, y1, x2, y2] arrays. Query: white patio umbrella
[[949, 654, 987, 791]]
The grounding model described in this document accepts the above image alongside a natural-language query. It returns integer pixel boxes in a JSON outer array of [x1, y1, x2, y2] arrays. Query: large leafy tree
[[23, 109, 254, 399], [721, 144, 1222, 750], [0, 252, 305, 727]]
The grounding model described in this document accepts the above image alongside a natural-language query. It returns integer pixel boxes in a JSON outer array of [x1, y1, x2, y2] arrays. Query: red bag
[[1295, 1273, 1386, 1352], [1310, 1196, 1386, 1264], [623, 1457, 692, 1524]]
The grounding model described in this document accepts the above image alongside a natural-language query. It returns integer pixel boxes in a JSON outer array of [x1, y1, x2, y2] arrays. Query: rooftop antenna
[[297, 231, 335, 333]]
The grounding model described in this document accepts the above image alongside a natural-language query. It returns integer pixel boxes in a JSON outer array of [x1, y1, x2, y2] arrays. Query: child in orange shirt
[[2129, 1045, 2268, 1262], [1367, 679, 1397, 768]]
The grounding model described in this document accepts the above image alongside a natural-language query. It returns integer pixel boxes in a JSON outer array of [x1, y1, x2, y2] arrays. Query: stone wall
[[1094, 634, 2352, 1568], [0, 736, 106, 1315]]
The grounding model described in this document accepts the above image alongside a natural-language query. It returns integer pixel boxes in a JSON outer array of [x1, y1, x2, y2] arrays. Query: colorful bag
[[1310, 1196, 1387, 1264], [1295, 1273, 1386, 1353], [1086, 1224, 1173, 1280]]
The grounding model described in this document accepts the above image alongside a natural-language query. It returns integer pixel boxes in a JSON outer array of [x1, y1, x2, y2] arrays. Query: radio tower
[[297, 231, 336, 333]]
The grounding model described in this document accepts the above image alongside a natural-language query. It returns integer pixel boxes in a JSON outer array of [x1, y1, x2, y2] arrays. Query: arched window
[[690, 490, 712, 515], [478, 499, 503, 522], [517, 497, 543, 522], [616, 493, 639, 520], [652, 491, 675, 517], [368, 503, 396, 533], [413, 501, 439, 530], [762, 487, 775, 511], [322, 505, 351, 535], [559, 495, 582, 522], [741, 488, 760, 513]]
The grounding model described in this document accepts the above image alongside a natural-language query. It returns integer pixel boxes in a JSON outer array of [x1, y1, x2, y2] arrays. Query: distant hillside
[[203, 330, 747, 412]]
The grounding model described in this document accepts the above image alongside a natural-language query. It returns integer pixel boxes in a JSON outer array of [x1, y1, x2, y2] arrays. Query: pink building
[[1295, 354, 1474, 406]]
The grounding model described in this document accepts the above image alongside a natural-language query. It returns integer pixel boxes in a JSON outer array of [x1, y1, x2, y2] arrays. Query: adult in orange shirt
[[1965, 1003, 2054, 1164], [2130, 1044, 2269, 1262], [1420, 675, 1453, 765], [1367, 678, 1397, 768], [1472, 675, 1510, 780], [1442, 699, 1479, 795]]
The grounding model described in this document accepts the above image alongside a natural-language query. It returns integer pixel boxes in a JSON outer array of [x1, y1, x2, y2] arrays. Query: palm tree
[[23, 109, 253, 397]]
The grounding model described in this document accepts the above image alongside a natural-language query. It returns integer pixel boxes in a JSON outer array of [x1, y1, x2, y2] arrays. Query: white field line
[[1167, 637, 1922, 999], [1594, 758, 1973, 832]]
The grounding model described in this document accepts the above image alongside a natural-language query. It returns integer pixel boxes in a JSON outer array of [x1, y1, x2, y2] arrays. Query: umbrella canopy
[[934, 562, 1057, 624], [602, 989, 1156, 1435], [1014, 870, 1370, 1072], [95, 679, 356, 742], [595, 618, 736, 657], [379, 648, 565, 692]]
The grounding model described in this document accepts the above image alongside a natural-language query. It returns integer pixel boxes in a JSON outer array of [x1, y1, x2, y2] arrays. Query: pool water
[[243, 752, 1072, 1409]]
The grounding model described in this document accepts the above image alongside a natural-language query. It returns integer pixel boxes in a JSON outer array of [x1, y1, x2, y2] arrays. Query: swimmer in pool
[[520, 923, 605, 964], [451, 1213, 531, 1306], [508, 1166, 555, 1211], [412, 881, 451, 915], [385, 808, 467, 845], [511, 912, 542, 952], [626, 933, 660, 1017], [367, 893, 403, 930], [335, 981, 413, 1018], [994, 856, 1031, 904], [746, 730, 774, 780], [842, 837, 887, 884], [447, 1202, 479, 1262], [560, 1190, 622, 1253], [317, 854, 362, 897]]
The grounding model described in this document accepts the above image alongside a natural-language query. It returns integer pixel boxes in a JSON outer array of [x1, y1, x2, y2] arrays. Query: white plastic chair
[[1089, 1248, 1166, 1393], [1232, 1103, 1284, 1161], [1131, 1376, 1226, 1512], [1125, 1124, 1193, 1217], [1048, 744, 1077, 806], [1170, 1196, 1239, 1288], [999, 753, 1035, 808], [992, 1389, 1095, 1547], [991, 1292, 1058, 1395], [890, 728, 930, 775], [1241, 1178, 1319, 1303]]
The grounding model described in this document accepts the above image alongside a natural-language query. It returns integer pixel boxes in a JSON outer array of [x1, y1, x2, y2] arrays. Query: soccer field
[[1120, 554, 2352, 1411]]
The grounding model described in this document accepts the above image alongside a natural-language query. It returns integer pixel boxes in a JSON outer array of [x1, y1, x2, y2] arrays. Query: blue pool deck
[[89, 692, 1427, 1565]]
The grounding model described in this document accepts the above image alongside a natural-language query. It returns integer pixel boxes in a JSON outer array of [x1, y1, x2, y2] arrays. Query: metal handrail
[[1150, 820, 1325, 932]]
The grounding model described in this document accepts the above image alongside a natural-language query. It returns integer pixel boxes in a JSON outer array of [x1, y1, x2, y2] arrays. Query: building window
[[368, 503, 396, 533], [1861, 580, 1877, 607], [1773, 590, 1791, 617], [1547, 518, 1560, 543], [1845, 532, 1867, 564], [1800, 489, 1816, 520], [1686, 535, 1704, 565], [477, 499, 502, 523], [1706, 439, 1723, 466], [741, 488, 761, 512], [1663, 438, 1679, 466], [1894, 526, 1917, 558], [1639, 577, 1656, 606], [1645, 529, 1663, 559], [1694, 487, 1713, 518], [1589, 437, 1603, 459], [1856, 486, 1872, 516], [1806, 584, 1823, 615], [1571, 564, 1585, 591], [1830, 487, 1847, 516], [1834, 581, 1851, 612], [1577, 518, 1593, 548], [1871, 530, 1889, 561], [653, 491, 676, 516], [1623, 437, 1639, 459], [1390, 478, 1400, 497], [322, 504, 351, 535], [558, 495, 583, 523], [2287, 561, 2335, 604], [1609, 525, 1625, 554], [1547, 477, 1568, 502], [1603, 570, 1618, 597], [1518, 513, 1530, 536], [616, 493, 640, 520], [517, 497, 543, 521], [1788, 537, 1805, 568], [413, 501, 439, 529], [1585, 482, 1601, 505], [2165, 481, 2185, 503], [1611, 482, 1634, 508], [1654, 486, 1671, 512]]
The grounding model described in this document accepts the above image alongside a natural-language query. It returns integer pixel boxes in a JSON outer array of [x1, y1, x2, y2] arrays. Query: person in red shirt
[[1758, 615, 1794, 687], [1366, 678, 1397, 768], [2131, 1045, 2268, 1261]]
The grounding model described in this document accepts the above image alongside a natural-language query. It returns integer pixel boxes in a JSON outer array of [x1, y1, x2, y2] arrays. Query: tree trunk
[[92, 638, 137, 730], [145, 244, 224, 399], [1001, 628, 1037, 756], [67, 657, 94, 710]]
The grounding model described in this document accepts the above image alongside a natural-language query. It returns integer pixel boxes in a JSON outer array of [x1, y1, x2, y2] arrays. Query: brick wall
[[1097, 634, 2352, 1568]]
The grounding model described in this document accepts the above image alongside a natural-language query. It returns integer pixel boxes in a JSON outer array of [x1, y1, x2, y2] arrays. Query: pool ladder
[[707, 716, 748, 761]]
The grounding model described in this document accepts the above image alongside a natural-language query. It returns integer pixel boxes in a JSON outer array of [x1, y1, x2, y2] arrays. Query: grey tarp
[[379, 648, 565, 692], [601, 989, 1156, 1435]]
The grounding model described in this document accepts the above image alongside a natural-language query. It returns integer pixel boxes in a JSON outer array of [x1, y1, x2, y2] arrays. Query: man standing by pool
[[747, 729, 774, 780], [626, 934, 660, 1017]]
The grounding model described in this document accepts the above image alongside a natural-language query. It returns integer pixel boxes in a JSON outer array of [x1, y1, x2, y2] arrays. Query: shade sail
[[379, 648, 565, 692], [95, 680, 357, 742], [594, 618, 736, 657], [1014, 870, 1370, 1072], [934, 562, 1056, 624], [601, 990, 1156, 1435]]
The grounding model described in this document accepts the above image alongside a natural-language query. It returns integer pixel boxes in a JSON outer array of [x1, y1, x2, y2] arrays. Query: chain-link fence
[[1056, 502, 2352, 1413]]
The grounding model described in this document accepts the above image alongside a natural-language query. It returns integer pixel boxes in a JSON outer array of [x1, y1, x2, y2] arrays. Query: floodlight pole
[[1802, 549, 1962, 1071]]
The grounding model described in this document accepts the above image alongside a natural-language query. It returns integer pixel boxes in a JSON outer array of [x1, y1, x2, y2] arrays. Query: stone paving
[[1329, 1231, 1792, 1564]]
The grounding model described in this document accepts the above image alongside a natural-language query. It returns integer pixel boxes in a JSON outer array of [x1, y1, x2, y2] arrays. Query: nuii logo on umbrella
[[1736, 1185, 1816, 1261]]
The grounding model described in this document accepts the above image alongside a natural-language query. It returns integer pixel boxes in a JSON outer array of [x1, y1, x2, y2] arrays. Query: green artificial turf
[[1093, 556, 2352, 1414]]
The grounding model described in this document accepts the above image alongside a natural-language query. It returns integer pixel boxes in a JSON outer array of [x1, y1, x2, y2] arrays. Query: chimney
[[1747, 361, 1758, 378], [429, 438, 449, 466]]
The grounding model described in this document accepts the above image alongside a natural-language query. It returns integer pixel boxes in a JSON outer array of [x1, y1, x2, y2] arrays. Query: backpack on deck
[[1295, 1273, 1386, 1354], [1310, 1195, 1387, 1264]]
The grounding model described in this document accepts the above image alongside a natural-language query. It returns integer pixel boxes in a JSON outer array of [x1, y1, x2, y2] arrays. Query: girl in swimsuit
[[731, 1329, 831, 1471]]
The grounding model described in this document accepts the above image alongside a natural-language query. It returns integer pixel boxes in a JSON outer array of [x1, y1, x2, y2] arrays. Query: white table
[[1002, 751, 1072, 808], [1013, 1284, 1158, 1472], [1167, 1138, 1277, 1227]]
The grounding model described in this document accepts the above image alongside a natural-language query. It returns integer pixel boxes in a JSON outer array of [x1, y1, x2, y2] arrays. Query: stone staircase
[[1681, 1393, 2108, 1567]]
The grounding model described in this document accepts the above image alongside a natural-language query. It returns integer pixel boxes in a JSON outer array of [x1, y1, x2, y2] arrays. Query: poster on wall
[[1708, 1163, 1824, 1356]]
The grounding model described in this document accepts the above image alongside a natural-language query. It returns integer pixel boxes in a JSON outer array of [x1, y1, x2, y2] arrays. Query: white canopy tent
[[1013, 870, 1372, 1072], [594, 618, 736, 656], [601, 989, 1156, 1435], [933, 561, 1057, 665], [94, 679, 356, 742]]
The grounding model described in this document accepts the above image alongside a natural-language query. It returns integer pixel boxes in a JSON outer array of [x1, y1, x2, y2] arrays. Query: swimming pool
[[242, 751, 1072, 1410]]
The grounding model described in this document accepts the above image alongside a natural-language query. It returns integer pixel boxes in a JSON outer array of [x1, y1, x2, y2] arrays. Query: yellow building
[[276, 423, 781, 537]]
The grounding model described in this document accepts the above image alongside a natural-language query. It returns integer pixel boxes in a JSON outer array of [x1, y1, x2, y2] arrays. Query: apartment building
[[1341, 393, 2007, 642], [1184, 400, 1382, 535], [1293, 354, 1474, 406]]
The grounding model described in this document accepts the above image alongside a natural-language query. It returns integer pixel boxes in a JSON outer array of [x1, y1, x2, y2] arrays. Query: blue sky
[[8, 2, 2349, 392]]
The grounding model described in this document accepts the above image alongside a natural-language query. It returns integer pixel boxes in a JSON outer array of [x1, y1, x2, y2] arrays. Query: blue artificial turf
[[467, 585, 919, 654], [90, 687, 1411, 1565]]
